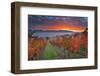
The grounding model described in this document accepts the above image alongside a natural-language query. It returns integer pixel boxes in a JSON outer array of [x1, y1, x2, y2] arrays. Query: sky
[[28, 15, 88, 32]]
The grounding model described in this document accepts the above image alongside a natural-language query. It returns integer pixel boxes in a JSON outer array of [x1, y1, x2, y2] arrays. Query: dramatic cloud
[[28, 15, 88, 32]]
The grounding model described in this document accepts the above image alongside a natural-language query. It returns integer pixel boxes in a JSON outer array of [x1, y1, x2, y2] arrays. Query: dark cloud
[[28, 15, 88, 29]]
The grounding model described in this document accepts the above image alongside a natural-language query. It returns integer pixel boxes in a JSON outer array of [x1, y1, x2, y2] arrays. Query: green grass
[[42, 42, 87, 59], [43, 41, 59, 59]]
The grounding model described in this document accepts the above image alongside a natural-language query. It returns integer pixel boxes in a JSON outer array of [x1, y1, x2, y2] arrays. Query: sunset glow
[[29, 15, 87, 32], [28, 15, 88, 60], [32, 24, 85, 32]]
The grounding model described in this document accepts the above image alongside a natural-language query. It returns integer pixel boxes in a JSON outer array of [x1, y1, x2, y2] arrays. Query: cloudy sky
[[28, 15, 88, 32]]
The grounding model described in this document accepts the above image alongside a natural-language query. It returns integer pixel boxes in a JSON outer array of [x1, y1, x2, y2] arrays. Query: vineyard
[[28, 30, 88, 60]]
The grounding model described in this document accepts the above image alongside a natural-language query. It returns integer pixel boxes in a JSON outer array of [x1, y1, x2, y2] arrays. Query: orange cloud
[[32, 24, 85, 32]]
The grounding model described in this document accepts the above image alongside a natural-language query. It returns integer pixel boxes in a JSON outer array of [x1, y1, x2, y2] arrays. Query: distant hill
[[32, 30, 73, 33]]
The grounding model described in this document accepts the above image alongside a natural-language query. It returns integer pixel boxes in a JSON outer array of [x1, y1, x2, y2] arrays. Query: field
[[28, 15, 88, 60], [28, 30, 88, 60]]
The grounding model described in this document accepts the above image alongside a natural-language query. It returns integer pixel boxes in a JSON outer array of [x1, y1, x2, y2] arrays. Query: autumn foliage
[[50, 31, 87, 54], [28, 37, 47, 60], [28, 30, 88, 60]]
